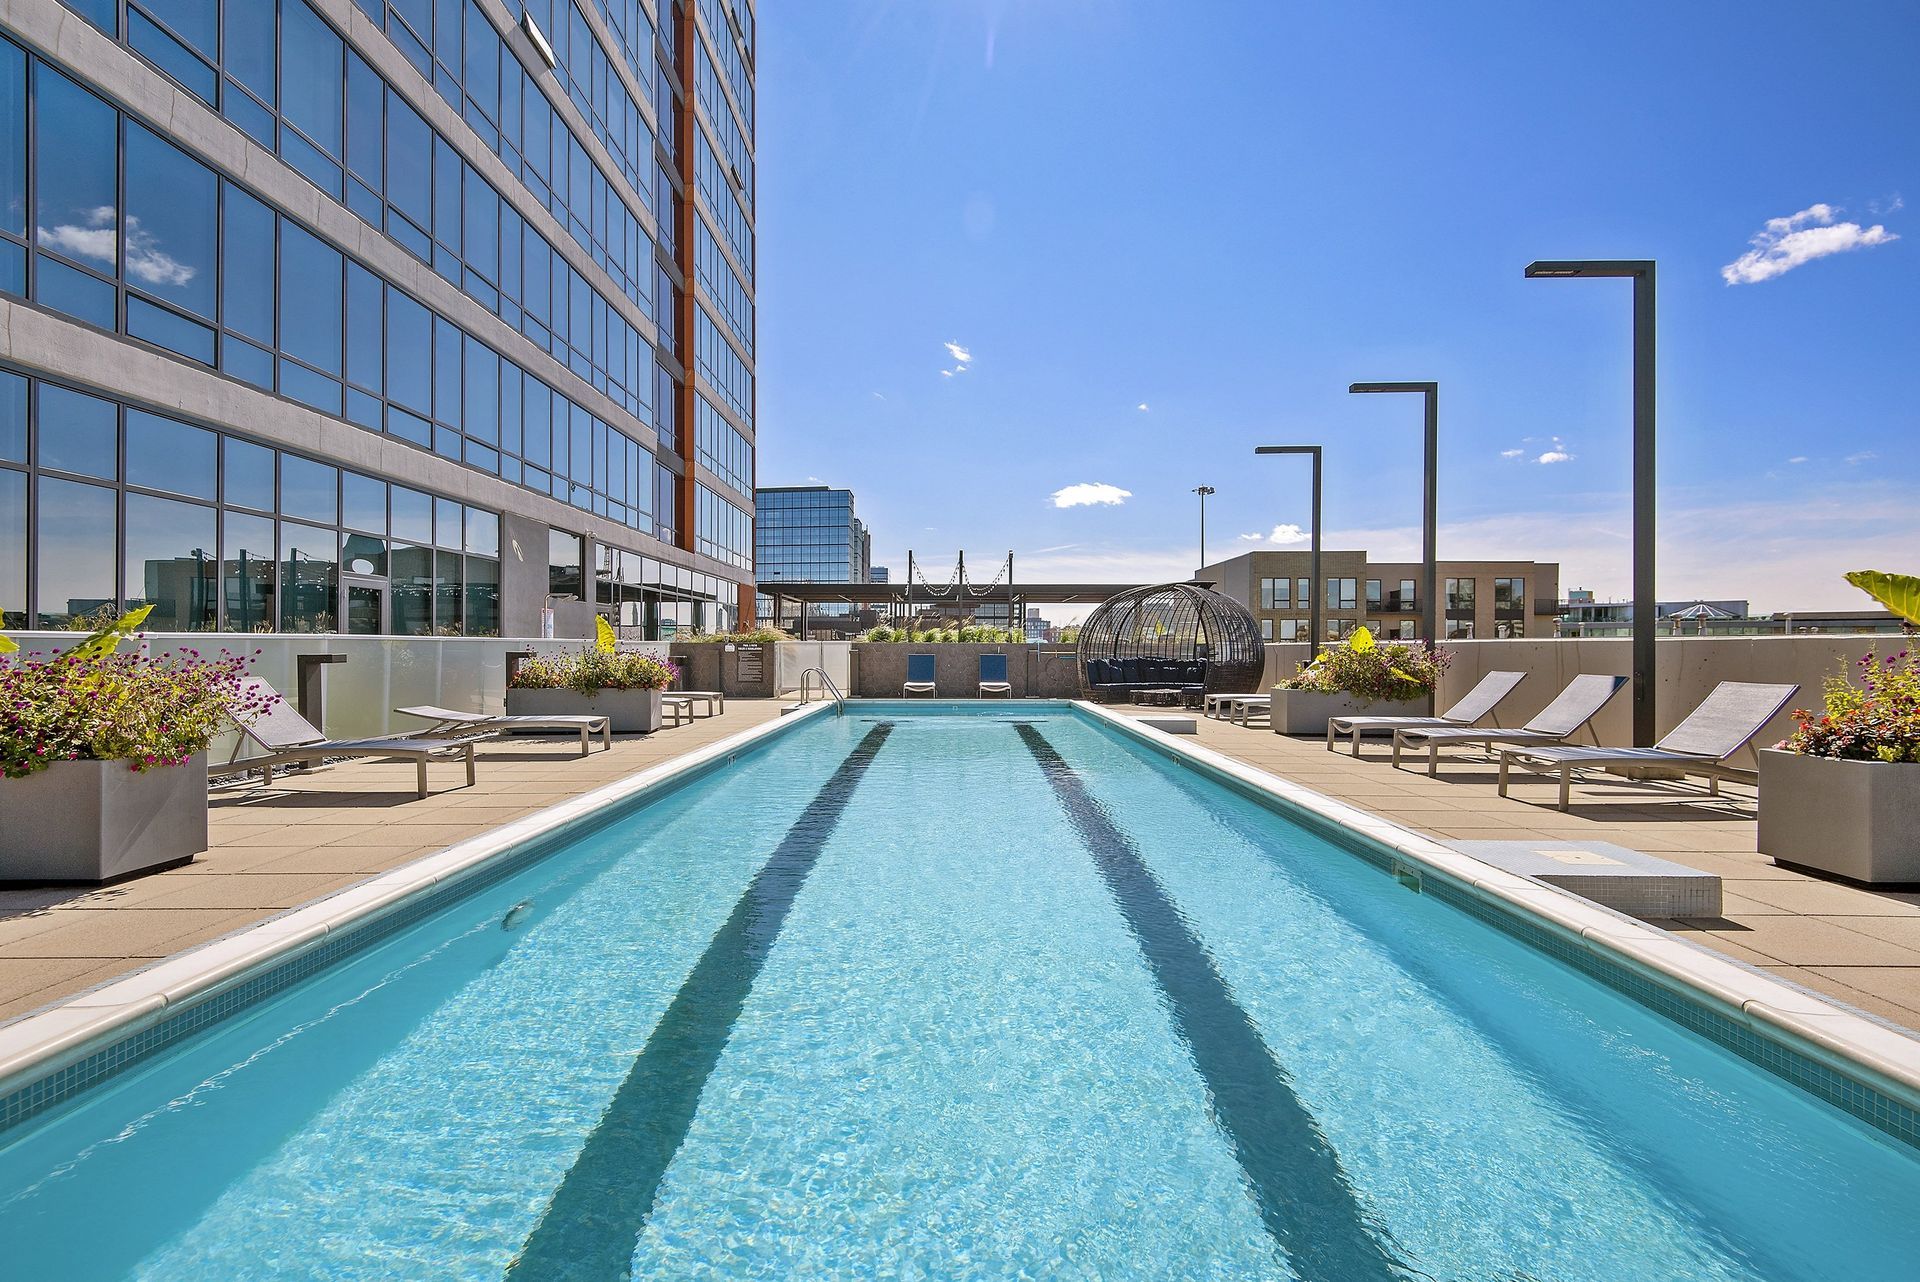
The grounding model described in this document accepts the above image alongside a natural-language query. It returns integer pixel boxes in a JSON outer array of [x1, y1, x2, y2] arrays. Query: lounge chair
[[1393, 674, 1628, 776], [396, 705, 610, 755], [224, 678, 492, 798], [903, 653, 937, 697], [1497, 680, 1798, 811], [979, 653, 1012, 698], [1327, 670, 1527, 756]]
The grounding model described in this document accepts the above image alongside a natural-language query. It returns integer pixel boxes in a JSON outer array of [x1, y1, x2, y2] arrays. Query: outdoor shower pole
[[1347, 382, 1439, 647], [1526, 259, 1657, 746], [1255, 446, 1323, 660]]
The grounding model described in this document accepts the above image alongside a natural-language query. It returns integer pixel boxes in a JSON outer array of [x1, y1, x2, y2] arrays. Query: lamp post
[[1254, 446, 1322, 659], [1347, 382, 1438, 647], [1192, 485, 1215, 570], [1526, 259, 1656, 746]]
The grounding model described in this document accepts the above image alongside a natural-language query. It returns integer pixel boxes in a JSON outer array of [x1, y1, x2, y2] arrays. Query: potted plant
[[0, 608, 258, 884], [1759, 570, 1920, 884], [507, 622, 679, 733], [1270, 626, 1448, 735]]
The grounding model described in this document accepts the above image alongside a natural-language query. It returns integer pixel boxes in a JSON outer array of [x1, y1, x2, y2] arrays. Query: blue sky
[[754, 1, 1916, 613]]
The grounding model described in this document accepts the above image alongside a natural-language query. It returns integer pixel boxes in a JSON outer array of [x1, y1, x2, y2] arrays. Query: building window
[[1260, 576, 1290, 609], [1260, 618, 1273, 641], [1325, 577, 1357, 611], [549, 528, 583, 601], [1277, 618, 1300, 641], [1365, 579, 1381, 610]]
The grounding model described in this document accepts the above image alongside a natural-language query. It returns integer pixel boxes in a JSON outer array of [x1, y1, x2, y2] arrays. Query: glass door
[[341, 575, 388, 635]]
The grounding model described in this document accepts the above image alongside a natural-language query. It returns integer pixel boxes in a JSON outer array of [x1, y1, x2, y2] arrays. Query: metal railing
[[798, 667, 846, 715]]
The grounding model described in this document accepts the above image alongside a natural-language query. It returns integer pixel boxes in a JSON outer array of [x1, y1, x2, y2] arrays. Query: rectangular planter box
[[1271, 688, 1423, 736], [1758, 748, 1920, 885], [0, 755, 209, 884], [507, 687, 663, 734]]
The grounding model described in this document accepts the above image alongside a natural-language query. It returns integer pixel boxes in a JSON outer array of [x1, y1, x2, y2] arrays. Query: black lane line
[[509, 722, 895, 1280], [1013, 723, 1406, 1282]]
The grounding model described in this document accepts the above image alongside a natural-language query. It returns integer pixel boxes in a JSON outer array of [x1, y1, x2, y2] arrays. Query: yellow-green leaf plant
[[595, 614, 618, 654], [1845, 571, 1920, 627]]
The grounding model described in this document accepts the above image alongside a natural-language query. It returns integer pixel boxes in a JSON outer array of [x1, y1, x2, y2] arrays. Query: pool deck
[[3, 697, 1919, 1040], [0, 701, 791, 1023]]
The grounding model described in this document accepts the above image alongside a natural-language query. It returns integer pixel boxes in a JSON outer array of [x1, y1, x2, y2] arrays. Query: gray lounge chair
[[224, 679, 492, 798], [397, 704, 610, 755], [904, 653, 937, 697], [1393, 673, 1628, 776], [1326, 670, 1527, 756], [1497, 680, 1798, 811], [978, 653, 1012, 697]]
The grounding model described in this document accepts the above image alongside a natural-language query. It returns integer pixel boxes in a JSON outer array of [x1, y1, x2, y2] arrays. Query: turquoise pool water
[[3, 704, 1918, 1280]]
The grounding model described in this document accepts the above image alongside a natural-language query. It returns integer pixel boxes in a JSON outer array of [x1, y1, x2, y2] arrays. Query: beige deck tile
[[1703, 915, 1920, 968]]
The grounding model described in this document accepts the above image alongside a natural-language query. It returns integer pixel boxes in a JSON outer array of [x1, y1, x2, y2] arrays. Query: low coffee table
[[1129, 687, 1184, 707]]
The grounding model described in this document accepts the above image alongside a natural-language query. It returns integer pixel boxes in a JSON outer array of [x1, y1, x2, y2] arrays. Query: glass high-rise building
[[0, 0, 755, 639], [753, 486, 871, 588]]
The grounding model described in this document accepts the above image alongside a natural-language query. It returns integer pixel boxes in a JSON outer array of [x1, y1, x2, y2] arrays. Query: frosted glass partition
[[775, 641, 851, 695], [2, 633, 668, 760]]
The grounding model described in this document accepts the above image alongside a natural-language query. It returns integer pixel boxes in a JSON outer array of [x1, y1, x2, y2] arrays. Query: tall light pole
[[1254, 446, 1322, 659], [1192, 485, 1215, 571], [1526, 259, 1656, 747], [1347, 382, 1438, 647]]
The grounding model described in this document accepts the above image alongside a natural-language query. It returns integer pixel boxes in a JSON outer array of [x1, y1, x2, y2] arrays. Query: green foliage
[[1781, 648, 1920, 763], [0, 613, 256, 779], [1278, 630, 1450, 701], [676, 628, 789, 644], [508, 650, 680, 695], [1845, 570, 1920, 626], [858, 625, 1022, 643]]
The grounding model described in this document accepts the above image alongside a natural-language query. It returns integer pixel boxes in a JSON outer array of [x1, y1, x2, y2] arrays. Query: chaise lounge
[[1497, 680, 1798, 811], [225, 679, 493, 798], [1393, 673, 1628, 776], [978, 653, 1013, 697], [904, 653, 937, 697], [1327, 670, 1527, 756], [396, 704, 611, 755]]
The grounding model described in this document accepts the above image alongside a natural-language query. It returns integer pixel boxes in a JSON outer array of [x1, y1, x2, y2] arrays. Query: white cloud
[[940, 341, 973, 376], [1050, 482, 1132, 509], [1536, 450, 1572, 464], [1721, 203, 1898, 285], [1500, 448, 1526, 459], [1846, 450, 1879, 465], [38, 209, 199, 288], [1235, 523, 1309, 545], [1137, 403, 1150, 412], [1787, 456, 1808, 464]]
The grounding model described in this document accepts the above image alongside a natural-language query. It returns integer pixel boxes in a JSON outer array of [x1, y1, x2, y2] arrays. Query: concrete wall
[[846, 644, 1085, 698]]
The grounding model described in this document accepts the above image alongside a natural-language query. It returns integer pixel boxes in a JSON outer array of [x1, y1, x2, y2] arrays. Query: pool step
[[1445, 840, 1722, 920]]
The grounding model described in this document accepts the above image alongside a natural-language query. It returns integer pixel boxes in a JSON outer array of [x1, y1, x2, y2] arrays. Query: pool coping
[[1077, 701, 1920, 1141], [0, 699, 837, 1121]]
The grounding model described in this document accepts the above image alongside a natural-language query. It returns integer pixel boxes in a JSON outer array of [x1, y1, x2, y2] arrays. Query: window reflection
[[36, 476, 117, 627], [124, 492, 216, 630], [124, 123, 216, 320], [389, 542, 433, 635], [126, 409, 216, 500], [36, 385, 117, 480], [32, 65, 117, 274], [0, 468, 22, 626], [279, 521, 337, 632], [222, 510, 275, 632]]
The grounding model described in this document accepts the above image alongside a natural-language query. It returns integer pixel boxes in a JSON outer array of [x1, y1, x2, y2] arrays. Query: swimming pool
[[3, 702, 1919, 1279]]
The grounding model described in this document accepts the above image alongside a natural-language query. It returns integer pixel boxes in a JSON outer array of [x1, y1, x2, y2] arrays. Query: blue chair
[[904, 653, 937, 696], [978, 653, 1012, 698]]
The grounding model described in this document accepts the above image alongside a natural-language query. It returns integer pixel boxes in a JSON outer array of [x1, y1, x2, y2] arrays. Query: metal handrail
[[798, 667, 846, 715]]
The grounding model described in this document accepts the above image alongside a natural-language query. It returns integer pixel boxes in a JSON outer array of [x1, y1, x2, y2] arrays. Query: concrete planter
[[1758, 749, 1920, 885], [507, 687, 663, 734], [1271, 688, 1423, 735], [0, 754, 209, 884]]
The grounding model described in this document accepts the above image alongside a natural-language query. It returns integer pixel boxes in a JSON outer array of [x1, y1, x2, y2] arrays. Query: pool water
[[3, 705, 1918, 1280]]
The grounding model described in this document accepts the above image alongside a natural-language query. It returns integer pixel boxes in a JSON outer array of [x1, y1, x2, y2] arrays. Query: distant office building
[[1023, 607, 1053, 643], [1199, 551, 1560, 641], [870, 566, 890, 584], [755, 484, 875, 627], [0, 0, 758, 639]]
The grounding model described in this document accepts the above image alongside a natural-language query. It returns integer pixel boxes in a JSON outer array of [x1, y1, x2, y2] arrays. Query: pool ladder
[[798, 667, 846, 716]]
